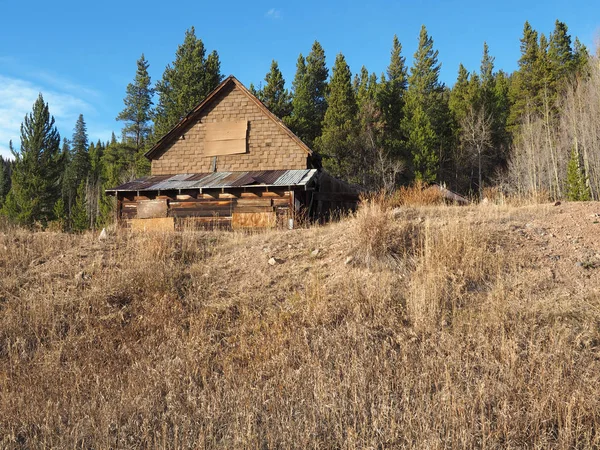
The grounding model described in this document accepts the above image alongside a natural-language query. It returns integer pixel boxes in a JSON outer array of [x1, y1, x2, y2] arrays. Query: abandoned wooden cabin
[[106, 75, 359, 231]]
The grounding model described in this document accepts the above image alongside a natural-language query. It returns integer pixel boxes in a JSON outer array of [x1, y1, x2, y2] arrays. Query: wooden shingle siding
[[151, 83, 308, 175]]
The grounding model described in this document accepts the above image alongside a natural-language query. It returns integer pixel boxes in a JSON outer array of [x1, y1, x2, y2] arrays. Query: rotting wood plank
[[180, 217, 232, 225], [171, 209, 234, 219], [239, 191, 288, 198], [170, 210, 232, 218], [272, 198, 290, 207], [235, 198, 272, 207], [137, 199, 168, 219], [169, 200, 233, 208], [232, 212, 276, 229], [233, 206, 274, 214]]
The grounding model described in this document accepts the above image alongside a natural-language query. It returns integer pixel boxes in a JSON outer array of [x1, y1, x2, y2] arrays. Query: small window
[[204, 121, 247, 156]]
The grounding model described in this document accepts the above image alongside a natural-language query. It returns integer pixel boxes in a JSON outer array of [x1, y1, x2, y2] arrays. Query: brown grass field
[[1, 200, 600, 448]]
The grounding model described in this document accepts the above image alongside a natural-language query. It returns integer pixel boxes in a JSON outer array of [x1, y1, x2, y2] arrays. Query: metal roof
[[105, 169, 319, 193]]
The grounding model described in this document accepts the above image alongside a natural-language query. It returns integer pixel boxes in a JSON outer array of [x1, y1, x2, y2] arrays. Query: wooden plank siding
[[137, 199, 168, 219], [117, 190, 295, 230], [130, 217, 175, 232]]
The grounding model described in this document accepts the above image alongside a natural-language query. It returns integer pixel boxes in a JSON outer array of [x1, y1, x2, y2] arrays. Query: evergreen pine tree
[[572, 38, 590, 76], [154, 27, 223, 138], [448, 64, 473, 189], [403, 25, 446, 182], [249, 82, 261, 97], [548, 20, 575, 91], [58, 138, 71, 212], [87, 141, 105, 229], [285, 54, 309, 139], [449, 64, 472, 123], [98, 136, 138, 226], [286, 42, 328, 147], [0, 155, 10, 207], [380, 35, 408, 161], [509, 21, 541, 125], [476, 43, 511, 171], [354, 68, 401, 190], [315, 53, 357, 180], [52, 198, 67, 231], [1, 94, 63, 225], [63, 115, 90, 220], [71, 181, 88, 231], [258, 60, 292, 118], [306, 41, 329, 128], [117, 54, 154, 150], [480, 42, 496, 109], [355, 67, 380, 108], [493, 70, 511, 151]]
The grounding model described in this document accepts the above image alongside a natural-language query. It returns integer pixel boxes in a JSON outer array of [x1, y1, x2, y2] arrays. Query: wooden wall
[[118, 189, 295, 230]]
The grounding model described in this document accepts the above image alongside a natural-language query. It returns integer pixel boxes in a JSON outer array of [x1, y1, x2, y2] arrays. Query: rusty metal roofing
[[105, 169, 318, 193]]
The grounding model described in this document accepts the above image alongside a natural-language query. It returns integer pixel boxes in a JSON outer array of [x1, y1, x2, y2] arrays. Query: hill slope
[[1, 202, 600, 448]]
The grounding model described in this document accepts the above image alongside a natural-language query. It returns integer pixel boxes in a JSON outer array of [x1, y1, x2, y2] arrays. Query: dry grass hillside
[[1, 201, 600, 448]]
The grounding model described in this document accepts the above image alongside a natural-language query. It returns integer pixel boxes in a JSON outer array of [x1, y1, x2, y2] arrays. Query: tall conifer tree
[[403, 25, 446, 182], [63, 115, 90, 220], [154, 27, 223, 138], [258, 60, 292, 118], [286, 42, 328, 147], [2, 94, 62, 225], [480, 42, 496, 109], [316, 53, 357, 180], [509, 21, 541, 125], [572, 38, 590, 75], [548, 20, 575, 90], [380, 35, 408, 160], [117, 54, 154, 150]]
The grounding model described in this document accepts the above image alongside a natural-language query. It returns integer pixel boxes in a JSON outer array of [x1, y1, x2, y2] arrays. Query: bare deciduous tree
[[507, 53, 600, 200], [461, 105, 493, 200]]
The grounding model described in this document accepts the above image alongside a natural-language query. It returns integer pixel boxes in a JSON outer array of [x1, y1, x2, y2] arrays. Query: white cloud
[[0, 74, 95, 158], [36, 71, 102, 100], [265, 8, 282, 19]]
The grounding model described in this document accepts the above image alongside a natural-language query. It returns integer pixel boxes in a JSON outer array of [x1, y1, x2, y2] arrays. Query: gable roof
[[145, 75, 312, 160]]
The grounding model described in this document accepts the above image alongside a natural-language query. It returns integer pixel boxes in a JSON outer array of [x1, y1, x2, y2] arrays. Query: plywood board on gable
[[204, 139, 246, 156], [204, 121, 247, 156]]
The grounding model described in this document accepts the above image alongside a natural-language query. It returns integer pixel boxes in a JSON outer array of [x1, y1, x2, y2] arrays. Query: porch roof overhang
[[105, 169, 319, 194]]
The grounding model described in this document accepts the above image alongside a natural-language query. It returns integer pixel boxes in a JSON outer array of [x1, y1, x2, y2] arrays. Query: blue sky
[[1, 0, 598, 159]]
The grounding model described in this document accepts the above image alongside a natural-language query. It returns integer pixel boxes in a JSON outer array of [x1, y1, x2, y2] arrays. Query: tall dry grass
[[1, 202, 599, 448], [390, 180, 445, 206]]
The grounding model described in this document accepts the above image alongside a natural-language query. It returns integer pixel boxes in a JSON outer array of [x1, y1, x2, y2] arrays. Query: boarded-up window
[[204, 121, 247, 156], [137, 199, 168, 219]]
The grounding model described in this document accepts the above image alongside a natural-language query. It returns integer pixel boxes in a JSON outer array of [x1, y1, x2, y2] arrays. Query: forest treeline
[[0, 20, 598, 230]]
